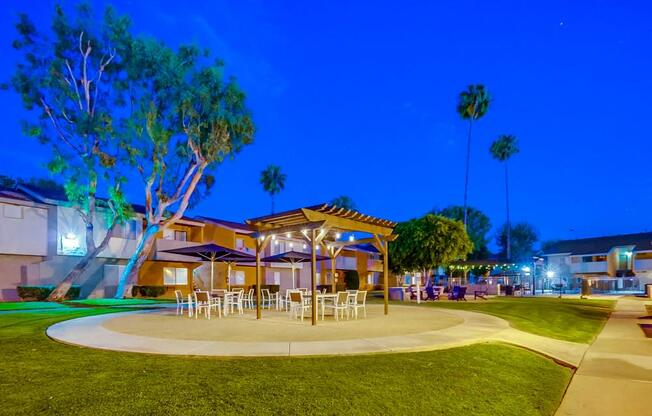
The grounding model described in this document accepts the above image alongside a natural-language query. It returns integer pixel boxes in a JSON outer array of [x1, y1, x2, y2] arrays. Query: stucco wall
[[0, 201, 48, 256]]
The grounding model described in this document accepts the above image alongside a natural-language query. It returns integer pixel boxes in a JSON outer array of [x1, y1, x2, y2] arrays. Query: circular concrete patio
[[46, 304, 517, 357]]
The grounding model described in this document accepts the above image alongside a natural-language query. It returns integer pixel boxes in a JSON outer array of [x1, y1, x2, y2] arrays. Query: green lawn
[[422, 296, 614, 343], [0, 308, 571, 415], [0, 301, 70, 311], [66, 298, 172, 307]]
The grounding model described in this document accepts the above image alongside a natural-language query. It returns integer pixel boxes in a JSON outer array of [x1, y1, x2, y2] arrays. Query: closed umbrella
[[260, 250, 329, 289], [161, 243, 255, 291]]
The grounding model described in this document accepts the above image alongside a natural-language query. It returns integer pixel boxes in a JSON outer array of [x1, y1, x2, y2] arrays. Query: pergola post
[[255, 236, 271, 320], [373, 234, 390, 315], [310, 229, 318, 325]]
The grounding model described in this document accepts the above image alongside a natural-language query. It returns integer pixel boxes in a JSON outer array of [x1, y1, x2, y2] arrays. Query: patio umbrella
[[260, 250, 329, 289], [161, 243, 255, 291]]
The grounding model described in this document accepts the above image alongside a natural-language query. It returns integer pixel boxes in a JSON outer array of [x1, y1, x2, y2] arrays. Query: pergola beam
[[250, 221, 326, 239]]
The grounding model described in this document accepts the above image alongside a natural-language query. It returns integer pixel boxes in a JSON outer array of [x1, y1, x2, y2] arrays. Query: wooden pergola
[[246, 204, 397, 325]]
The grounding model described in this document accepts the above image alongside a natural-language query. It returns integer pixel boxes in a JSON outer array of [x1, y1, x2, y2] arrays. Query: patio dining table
[[303, 293, 338, 320], [211, 291, 243, 315]]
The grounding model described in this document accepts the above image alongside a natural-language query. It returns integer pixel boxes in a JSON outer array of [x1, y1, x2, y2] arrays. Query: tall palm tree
[[260, 164, 286, 214], [490, 134, 519, 261], [456, 84, 491, 227], [330, 195, 356, 210]]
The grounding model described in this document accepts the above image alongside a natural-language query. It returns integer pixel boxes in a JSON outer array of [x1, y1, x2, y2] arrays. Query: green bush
[[131, 285, 166, 298], [16, 285, 80, 301], [343, 270, 359, 290]]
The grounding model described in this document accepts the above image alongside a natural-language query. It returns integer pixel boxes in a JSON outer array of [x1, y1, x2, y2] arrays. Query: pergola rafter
[[246, 203, 397, 325]]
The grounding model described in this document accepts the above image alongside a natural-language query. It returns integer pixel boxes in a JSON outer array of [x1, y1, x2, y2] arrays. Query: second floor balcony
[[153, 238, 205, 262], [570, 260, 608, 274]]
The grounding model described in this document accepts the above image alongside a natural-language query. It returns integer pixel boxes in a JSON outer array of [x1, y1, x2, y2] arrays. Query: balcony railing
[[635, 259, 652, 272], [336, 256, 357, 270], [153, 239, 204, 262], [367, 259, 383, 272], [570, 261, 607, 274]]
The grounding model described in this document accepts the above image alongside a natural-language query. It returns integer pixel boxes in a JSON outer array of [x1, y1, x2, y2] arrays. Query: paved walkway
[[557, 297, 652, 415], [46, 305, 587, 365]]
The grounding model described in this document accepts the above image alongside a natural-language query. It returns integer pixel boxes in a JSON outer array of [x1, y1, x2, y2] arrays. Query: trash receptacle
[[646, 283, 652, 298], [581, 279, 592, 298], [505, 285, 514, 296]]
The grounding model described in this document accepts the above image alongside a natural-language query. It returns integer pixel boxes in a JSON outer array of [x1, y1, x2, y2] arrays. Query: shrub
[[17, 285, 80, 301], [343, 270, 359, 290], [131, 285, 166, 298]]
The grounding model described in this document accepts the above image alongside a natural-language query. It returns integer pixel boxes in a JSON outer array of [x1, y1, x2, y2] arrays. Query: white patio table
[[303, 293, 338, 320]]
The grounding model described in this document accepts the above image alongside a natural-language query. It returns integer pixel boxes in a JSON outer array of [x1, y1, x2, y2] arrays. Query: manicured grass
[[66, 298, 172, 307], [422, 296, 614, 344], [0, 301, 70, 311], [0, 308, 571, 415]]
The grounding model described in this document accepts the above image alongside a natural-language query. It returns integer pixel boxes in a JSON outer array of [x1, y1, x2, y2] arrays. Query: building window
[[273, 271, 281, 285], [109, 219, 138, 239], [236, 238, 244, 250], [231, 270, 245, 286], [163, 267, 188, 285], [2, 204, 23, 219], [174, 231, 187, 241]]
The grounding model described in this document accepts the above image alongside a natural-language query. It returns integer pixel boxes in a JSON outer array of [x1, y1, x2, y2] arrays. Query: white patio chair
[[225, 289, 244, 315], [193, 291, 219, 319], [324, 291, 349, 321], [345, 290, 358, 308], [278, 289, 292, 311], [288, 290, 310, 322], [241, 288, 254, 309], [261, 288, 275, 309], [174, 290, 190, 316], [350, 290, 367, 319]]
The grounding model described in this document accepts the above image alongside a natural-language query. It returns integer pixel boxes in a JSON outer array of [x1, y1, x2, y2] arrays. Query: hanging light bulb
[[286, 232, 291, 238], [302, 243, 307, 250], [348, 235, 355, 242], [335, 232, 341, 239]]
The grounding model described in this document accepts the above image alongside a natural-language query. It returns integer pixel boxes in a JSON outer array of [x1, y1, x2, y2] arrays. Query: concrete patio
[[47, 304, 588, 365]]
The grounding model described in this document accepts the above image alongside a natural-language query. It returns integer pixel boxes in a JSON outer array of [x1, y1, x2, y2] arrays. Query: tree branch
[[65, 59, 83, 111]]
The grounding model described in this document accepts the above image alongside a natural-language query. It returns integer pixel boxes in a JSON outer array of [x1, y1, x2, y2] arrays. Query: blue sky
[[1, 0, 651, 248]]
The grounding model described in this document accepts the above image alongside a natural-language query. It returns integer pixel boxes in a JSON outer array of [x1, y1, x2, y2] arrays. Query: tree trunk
[[271, 195, 275, 214], [47, 221, 117, 302], [463, 119, 473, 227], [505, 162, 511, 261], [114, 223, 160, 299], [47, 254, 94, 301]]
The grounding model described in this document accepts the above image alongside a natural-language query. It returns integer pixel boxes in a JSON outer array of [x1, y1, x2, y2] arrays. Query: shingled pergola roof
[[246, 203, 396, 236]]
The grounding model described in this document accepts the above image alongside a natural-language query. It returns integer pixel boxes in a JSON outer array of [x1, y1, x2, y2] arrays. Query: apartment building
[[0, 183, 143, 300], [0, 182, 387, 300], [543, 232, 652, 293]]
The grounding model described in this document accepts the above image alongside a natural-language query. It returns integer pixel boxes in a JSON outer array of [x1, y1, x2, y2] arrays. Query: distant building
[[542, 232, 652, 293]]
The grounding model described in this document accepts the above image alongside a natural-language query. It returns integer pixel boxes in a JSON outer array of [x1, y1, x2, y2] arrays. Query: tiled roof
[[543, 232, 652, 256]]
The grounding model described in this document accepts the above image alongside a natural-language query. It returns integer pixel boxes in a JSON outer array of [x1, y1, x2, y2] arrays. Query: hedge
[[17, 285, 81, 301], [131, 285, 167, 298]]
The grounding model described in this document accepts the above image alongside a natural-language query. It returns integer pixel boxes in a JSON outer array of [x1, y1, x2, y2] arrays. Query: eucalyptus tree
[[490, 134, 519, 260], [456, 84, 491, 227], [330, 195, 356, 210], [113, 38, 255, 298], [10, 4, 134, 300], [260, 164, 286, 214]]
